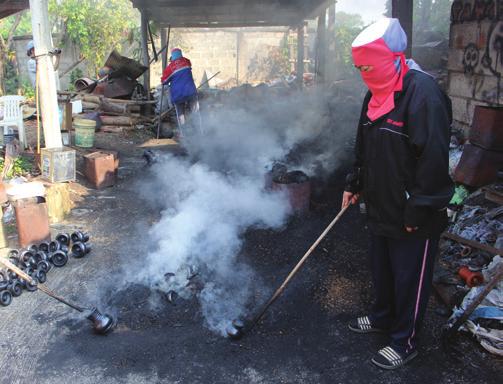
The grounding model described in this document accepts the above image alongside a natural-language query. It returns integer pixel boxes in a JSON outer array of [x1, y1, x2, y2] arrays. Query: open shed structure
[[131, 0, 332, 28], [0, 0, 28, 19], [131, 0, 413, 92]]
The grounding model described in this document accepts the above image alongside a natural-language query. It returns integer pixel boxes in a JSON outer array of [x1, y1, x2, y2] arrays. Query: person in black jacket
[[342, 18, 454, 369]]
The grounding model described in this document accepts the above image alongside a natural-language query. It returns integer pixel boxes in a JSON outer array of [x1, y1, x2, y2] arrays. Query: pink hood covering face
[[352, 19, 410, 121]]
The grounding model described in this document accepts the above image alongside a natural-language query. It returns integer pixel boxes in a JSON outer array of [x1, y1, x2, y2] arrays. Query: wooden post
[[392, 0, 413, 57], [326, 1, 337, 82], [160, 27, 168, 70], [29, 0, 62, 149], [140, 8, 151, 99], [315, 8, 327, 84], [296, 23, 305, 89], [236, 31, 241, 86]]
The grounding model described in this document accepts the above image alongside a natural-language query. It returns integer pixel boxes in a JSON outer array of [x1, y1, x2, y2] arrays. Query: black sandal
[[348, 316, 386, 334], [371, 346, 418, 370]]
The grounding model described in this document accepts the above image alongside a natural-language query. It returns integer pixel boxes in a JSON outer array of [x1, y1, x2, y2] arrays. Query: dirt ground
[[0, 129, 501, 384]]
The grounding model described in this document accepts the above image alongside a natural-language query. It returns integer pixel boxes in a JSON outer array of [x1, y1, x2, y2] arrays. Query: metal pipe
[[228, 205, 349, 339], [157, 25, 171, 140], [0, 258, 114, 334]]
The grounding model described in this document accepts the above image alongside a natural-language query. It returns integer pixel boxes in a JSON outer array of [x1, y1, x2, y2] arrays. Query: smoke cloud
[[133, 83, 363, 335]]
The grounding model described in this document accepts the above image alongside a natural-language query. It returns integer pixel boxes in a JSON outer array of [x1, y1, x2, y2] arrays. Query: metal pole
[[157, 26, 171, 139], [446, 262, 503, 338], [246, 205, 349, 332]]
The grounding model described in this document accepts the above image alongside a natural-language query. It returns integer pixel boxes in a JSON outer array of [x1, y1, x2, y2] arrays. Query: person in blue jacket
[[161, 48, 200, 134]]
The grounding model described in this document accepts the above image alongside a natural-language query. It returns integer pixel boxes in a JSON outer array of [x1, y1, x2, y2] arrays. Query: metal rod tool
[[0, 258, 114, 334], [227, 205, 349, 339]]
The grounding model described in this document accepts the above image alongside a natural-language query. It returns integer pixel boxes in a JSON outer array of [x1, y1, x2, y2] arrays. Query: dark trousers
[[368, 234, 438, 354]]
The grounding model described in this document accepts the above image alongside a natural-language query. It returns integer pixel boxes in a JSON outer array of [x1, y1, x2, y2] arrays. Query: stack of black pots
[[0, 231, 91, 307]]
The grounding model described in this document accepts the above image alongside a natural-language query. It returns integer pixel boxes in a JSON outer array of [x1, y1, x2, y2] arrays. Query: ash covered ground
[[0, 132, 500, 384], [0, 89, 501, 383]]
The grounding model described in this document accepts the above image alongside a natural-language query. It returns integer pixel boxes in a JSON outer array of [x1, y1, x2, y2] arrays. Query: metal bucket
[[74, 118, 97, 148], [272, 171, 311, 214], [470, 106, 503, 151]]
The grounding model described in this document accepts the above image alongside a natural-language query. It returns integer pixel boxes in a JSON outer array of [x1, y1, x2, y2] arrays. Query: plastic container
[[74, 118, 97, 148], [41, 147, 76, 183]]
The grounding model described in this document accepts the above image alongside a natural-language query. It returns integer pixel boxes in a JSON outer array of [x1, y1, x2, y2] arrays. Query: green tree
[[384, 0, 453, 38], [0, 11, 32, 95], [334, 12, 365, 78], [48, 0, 138, 75]]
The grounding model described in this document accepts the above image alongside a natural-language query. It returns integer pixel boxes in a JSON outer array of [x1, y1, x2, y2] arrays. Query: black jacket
[[345, 70, 454, 239]]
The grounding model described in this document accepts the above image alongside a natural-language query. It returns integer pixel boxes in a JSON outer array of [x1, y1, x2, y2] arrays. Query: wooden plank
[[100, 125, 130, 133], [442, 232, 502, 255], [100, 115, 134, 126]]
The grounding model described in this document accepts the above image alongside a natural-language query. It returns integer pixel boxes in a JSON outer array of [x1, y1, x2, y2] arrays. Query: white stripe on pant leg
[[407, 239, 430, 352]]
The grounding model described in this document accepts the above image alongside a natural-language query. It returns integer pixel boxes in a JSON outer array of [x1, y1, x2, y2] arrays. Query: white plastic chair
[[0, 95, 26, 148]]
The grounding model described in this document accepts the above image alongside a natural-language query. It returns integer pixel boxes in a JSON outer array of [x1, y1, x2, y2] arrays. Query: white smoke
[[134, 85, 362, 336]]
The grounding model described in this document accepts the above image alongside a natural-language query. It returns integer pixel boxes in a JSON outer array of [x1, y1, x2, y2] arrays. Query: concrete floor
[[0, 131, 501, 384]]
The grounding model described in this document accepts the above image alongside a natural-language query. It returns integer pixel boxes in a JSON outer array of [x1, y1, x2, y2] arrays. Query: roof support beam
[[296, 23, 305, 89], [392, 0, 413, 57], [140, 8, 151, 98], [130, 0, 329, 28], [0, 0, 28, 19]]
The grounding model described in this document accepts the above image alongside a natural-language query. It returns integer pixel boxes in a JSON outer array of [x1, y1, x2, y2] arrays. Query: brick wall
[[448, 0, 503, 132]]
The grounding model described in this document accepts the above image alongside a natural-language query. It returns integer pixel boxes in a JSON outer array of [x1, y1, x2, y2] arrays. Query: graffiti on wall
[[463, 43, 480, 74], [451, 0, 502, 23], [459, 19, 502, 103], [482, 21, 503, 77]]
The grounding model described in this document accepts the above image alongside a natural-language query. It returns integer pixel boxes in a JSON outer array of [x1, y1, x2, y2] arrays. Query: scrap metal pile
[[436, 105, 503, 356], [0, 231, 91, 308], [60, 50, 156, 133]]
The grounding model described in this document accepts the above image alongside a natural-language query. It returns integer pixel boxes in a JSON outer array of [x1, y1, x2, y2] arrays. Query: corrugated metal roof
[[0, 0, 28, 20], [131, 0, 330, 27]]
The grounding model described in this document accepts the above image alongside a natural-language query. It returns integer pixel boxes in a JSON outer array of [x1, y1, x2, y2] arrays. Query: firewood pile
[[57, 50, 159, 133]]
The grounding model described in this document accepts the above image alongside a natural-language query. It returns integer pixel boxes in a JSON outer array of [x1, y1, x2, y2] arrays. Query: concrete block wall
[[150, 27, 290, 88], [12, 34, 86, 91], [447, 0, 503, 132]]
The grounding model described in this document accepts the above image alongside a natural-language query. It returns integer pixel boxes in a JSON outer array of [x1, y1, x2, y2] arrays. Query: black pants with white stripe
[[368, 234, 438, 354]]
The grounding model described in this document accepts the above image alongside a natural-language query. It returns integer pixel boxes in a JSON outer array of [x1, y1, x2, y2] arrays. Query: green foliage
[[0, 12, 32, 39], [424, 0, 453, 37], [49, 0, 138, 74], [3, 60, 20, 95], [384, 0, 453, 39], [0, 156, 33, 178], [18, 78, 35, 100], [334, 12, 365, 78]]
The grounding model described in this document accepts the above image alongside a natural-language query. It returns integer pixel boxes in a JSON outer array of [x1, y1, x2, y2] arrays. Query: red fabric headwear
[[352, 19, 410, 121]]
